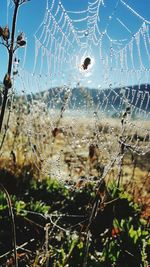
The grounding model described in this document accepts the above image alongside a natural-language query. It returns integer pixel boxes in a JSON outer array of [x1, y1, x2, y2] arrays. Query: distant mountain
[[0, 84, 150, 117], [89, 84, 150, 116], [29, 84, 150, 115]]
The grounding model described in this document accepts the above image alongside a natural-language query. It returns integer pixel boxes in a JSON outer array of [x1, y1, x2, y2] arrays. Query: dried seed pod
[[17, 32, 23, 43], [2, 26, 10, 41], [18, 39, 26, 46], [19, 40, 26, 46], [17, 33, 26, 46], [3, 74, 12, 89]]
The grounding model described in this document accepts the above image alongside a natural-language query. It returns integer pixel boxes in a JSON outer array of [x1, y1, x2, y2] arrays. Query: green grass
[[0, 176, 149, 267]]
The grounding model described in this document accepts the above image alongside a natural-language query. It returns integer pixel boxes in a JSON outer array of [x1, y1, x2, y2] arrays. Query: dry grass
[[0, 101, 150, 218]]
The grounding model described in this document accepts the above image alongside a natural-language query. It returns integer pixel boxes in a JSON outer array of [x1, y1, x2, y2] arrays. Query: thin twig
[[0, 183, 18, 267], [45, 223, 50, 267], [0, 238, 35, 259]]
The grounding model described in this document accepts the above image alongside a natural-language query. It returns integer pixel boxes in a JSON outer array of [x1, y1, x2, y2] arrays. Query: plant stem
[[0, 94, 14, 151], [0, 0, 20, 132], [0, 183, 18, 267]]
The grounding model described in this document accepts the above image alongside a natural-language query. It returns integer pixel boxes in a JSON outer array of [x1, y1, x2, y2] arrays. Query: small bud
[[2, 26, 10, 41], [3, 74, 12, 89], [14, 57, 20, 63]]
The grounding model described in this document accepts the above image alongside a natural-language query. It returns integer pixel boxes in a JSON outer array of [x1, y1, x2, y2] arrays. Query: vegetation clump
[[0, 176, 149, 267]]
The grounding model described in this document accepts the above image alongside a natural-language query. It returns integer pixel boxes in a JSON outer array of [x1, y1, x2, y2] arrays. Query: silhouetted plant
[[0, 0, 29, 132]]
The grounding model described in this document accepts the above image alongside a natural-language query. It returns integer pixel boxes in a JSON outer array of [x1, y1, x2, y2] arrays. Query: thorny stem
[[0, 183, 18, 267], [0, 0, 20, 132]]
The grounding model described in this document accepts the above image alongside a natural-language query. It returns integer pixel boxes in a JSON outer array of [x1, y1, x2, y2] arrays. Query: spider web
[[2, 0, 150, 183]]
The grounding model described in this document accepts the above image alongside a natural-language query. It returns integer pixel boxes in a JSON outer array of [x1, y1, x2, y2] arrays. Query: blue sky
[[0, 0, 150, 92]]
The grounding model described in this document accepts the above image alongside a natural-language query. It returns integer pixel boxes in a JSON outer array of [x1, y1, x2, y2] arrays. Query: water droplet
[[84, 30, 89, 37]]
